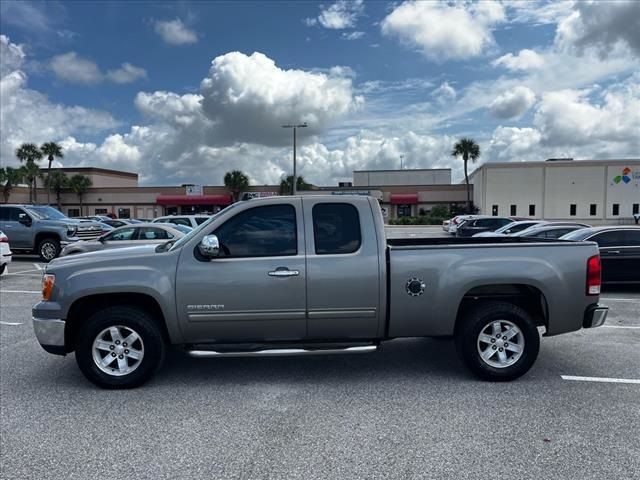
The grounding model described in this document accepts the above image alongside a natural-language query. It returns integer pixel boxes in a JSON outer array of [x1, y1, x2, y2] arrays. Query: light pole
[[282, 122, 308, 195], [400, 154, 404, 170]]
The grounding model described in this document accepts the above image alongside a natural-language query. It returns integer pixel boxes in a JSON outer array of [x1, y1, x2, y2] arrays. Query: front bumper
[[33, 317, 66, 355], [583, 305, 608, 329]]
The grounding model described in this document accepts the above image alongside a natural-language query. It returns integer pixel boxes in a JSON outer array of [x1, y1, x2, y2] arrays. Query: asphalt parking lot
[[1, 255, 638, 480]]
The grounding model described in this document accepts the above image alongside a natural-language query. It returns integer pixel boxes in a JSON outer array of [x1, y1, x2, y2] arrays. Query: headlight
[[66, 225, 77, 237], [42, 274, 55, 301]]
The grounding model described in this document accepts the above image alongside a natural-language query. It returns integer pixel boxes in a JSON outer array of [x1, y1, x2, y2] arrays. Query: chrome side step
[[186, 345, 378, 358]]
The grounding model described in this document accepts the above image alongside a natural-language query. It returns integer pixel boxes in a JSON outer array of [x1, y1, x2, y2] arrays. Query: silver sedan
[[60, 223, 189, 256]]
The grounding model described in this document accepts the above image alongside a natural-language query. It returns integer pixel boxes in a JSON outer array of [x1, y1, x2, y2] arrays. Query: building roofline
[[353, 168, 451, 173], [44, 167, 139, 178], [468, 158, 640, 179]]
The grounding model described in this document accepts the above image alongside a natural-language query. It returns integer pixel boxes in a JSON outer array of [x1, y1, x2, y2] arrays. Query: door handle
[[268, 268, 299, 277], [606, 250, 622, 255]]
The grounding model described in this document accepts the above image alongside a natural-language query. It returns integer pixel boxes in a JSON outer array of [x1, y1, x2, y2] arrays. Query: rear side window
[[138, 227, 172, 240], [214, 204, 297, 257], [168, 218, 191, 227], [195, 217, 209, 225], [312, 203, 361, 255], [621, 230, 640, 246]]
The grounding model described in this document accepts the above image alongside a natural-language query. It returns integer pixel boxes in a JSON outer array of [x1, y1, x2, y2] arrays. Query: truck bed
[[386, 236, 570, 247]]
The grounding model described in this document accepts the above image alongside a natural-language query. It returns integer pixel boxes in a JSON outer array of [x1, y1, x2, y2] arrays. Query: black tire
[[0, 263, 6, 276], [75, 306, 165, 389], [455, 301, 540, 381], [37, 237, 60, 262]]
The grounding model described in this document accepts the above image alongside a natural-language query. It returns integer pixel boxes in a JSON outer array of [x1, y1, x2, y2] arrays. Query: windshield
[[559, 228, 594, 241], [25, 206, 68, 220]]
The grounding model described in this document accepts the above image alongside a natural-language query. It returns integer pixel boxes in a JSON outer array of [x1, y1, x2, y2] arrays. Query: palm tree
[[44, 171, 69, 210], [0, 167, 24, 204], [15, 143, 43, 203], [68, 174, 92, 216], [279, 175, 312, 195], [451, 138, 481, 214], [223, 170, 249, 202], [40, 142, 64, 205]]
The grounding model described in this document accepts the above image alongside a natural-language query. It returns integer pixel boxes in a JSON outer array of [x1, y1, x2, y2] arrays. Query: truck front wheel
[[75, 306, 165, 389], [455, 302, 540, 381], [37, 237, 60, 262]]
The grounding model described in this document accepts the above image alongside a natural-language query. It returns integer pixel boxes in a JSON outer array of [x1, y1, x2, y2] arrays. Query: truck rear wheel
[[37, 237, 60, 262], [75, 306, 165, 389], [455, 302, 539, 381]]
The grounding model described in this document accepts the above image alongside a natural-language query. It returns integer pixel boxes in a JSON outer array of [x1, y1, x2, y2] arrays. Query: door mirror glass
[[199, 234, 220, 258], [18, 213, 32, 226]]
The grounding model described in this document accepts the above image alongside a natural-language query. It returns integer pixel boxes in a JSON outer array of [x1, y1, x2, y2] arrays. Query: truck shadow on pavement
[[152, 337, 471, 387]]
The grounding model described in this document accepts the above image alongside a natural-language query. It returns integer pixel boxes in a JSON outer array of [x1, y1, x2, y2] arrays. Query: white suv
[[152, 215, 211, 229], [0, 230, 12, 275]]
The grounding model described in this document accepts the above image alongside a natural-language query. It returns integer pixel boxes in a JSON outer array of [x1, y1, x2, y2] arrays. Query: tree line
[[0, 142, 93, 212]]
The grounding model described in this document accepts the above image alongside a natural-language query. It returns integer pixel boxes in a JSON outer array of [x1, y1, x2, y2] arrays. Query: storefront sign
[[186, 185, 203, 196]]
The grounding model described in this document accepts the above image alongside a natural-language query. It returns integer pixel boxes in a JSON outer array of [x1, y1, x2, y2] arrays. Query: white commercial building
[[469, 159, 640, 224]]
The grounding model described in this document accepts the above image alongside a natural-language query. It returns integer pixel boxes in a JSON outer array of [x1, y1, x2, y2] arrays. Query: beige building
[[5, 166, 470, 222], [469, 159, 640, 224]]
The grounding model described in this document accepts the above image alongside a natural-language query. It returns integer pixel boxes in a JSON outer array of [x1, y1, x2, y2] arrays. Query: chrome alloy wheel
[[40, 242, 57, 261], [92, 326, 145, 376], [476, 320, 525, 369]]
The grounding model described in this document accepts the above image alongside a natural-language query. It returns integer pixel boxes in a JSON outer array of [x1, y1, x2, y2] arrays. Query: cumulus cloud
[[342, 31, 365, 41], [153, 18, 198, 45], [305, 0, 364, 30], [0, 34, 26, 76], [489, 86, 536, 119], [199, 51, 363, 146], [0, 37, 118, 167], [50, 52, 103, 84], [106, 63, 148, 84], [556, 0, 640, 58], [534, 82, 640, 147], [431, 82, 456, 103], [381, 1, 505, 60], [50, 52, 146, 84], [488, 77, 640, 161], [492, 49, 545, 71]]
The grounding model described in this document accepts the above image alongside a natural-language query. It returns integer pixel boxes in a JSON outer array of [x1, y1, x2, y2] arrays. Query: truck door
[[303, 198, 381, 339], [175, 200, 307, 343], [0, 207, 33, 249]]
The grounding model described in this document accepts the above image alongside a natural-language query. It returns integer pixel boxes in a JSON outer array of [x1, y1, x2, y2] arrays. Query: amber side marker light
[[42, 274, 55, 301]]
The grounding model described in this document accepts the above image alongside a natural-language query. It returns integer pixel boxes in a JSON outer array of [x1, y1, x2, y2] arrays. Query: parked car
[[456, 217, 515, 237], [152, 214, 211, 228], [59, 223, 187, 256], [473, 220, 542, 237], [442, 219, 450, 232], [560, 226, 640, 284], [0, 230, 12, 275], [513, 222, 591, 238], [511, 224, 587, 239], [75, 216, 142, 229], [447, 214, 481, 235], [0, 205, 103, 261], [33, 196, 608, 388]]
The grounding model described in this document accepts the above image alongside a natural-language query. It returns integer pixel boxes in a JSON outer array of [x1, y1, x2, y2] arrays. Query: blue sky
[[1, 1, 638, 186]]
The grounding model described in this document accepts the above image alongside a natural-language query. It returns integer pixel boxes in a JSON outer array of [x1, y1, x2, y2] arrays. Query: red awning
[[390, 194, 418, 205], [156, 195, 233, 206]]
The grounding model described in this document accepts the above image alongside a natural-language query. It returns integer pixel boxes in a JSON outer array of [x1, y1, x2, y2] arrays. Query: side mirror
[[199, 234, 220, 258], [18, 214, 32, 226]]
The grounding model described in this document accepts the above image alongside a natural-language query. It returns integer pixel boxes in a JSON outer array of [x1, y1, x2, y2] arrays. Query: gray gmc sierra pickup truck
[[32, 196, 608, 388]]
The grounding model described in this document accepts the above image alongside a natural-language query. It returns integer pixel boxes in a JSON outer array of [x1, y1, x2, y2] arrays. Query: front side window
[[590, 231, 621, 247], [214, 204, 297, 257], [313, 203, 361, 255], [105, 227, 136, 241]]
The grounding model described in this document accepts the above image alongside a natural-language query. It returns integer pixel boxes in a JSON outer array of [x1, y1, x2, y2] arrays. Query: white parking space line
[[601, 325, 640, 329], [600, 297, 640, 302], [33, 263, 43, 270], [2, 269, 40, 276], [0, 290, 41, 294], [561, 375, 640, 385], [0, 321, 23, 326]]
